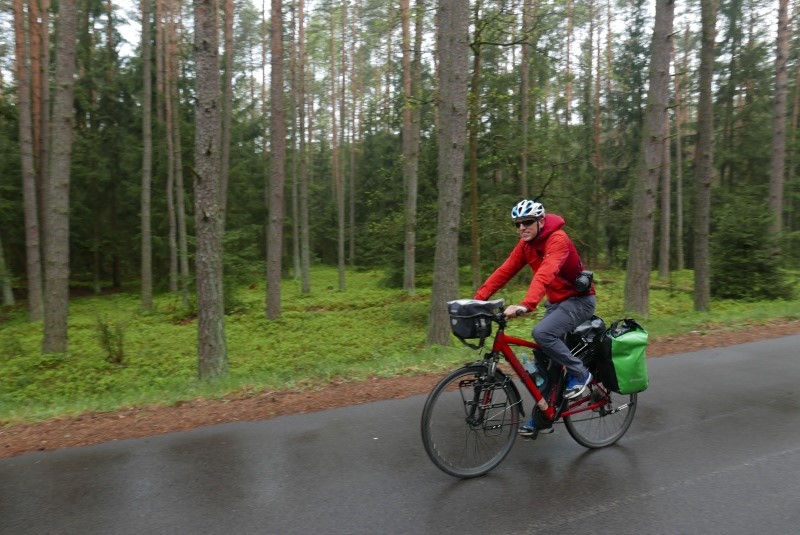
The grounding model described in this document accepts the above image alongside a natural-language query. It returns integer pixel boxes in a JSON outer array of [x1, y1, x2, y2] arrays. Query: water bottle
[[521, 354, 545, 388]]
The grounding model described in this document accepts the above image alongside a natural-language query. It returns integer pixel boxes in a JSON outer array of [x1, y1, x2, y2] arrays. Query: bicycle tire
[[421, 365, 522, 478], [563, 384, 637, 448]]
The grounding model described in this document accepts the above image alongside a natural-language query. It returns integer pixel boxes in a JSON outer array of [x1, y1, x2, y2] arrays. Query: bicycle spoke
[[421, 366, 521, 478], [563, 384, 637, 448]]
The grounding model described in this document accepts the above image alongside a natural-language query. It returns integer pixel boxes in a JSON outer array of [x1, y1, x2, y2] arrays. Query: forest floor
[[2, 318, 800, 459]]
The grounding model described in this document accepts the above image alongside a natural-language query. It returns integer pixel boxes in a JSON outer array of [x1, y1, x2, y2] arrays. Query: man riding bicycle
[[473, 200, 596, 436]]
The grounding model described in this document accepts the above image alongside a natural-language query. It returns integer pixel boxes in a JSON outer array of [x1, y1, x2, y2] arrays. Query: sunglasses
[[514, 218, 541, 228]]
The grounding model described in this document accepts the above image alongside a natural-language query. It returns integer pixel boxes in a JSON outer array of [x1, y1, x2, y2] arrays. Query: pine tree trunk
[[658, 111, 672, 279], [402, 0, 422, 294], [43, 0, 79, 353], [348, 6, 358, 269], [289, 0, 300, 280], [0, 232, 14, 306], [266, 0, 286, 319], [328, 9, 345, 292], [694, 0, 718, 312], [14, 0, 44, 321], [520, 0, 531, 198], [788, 6, 800, 257], [193, 0, 228, 378], [155, 0, 165, 124], [220, 0, 234, 228], [141, 0, 154, 311], [427, 0, 469, 346], [168, 6, 190, 307], [339, 3, 349, 273], [565, 0, 573, 123], [674, 28, 688, 271], [383, 3, 394, 130], [623, 0, 674, 316], [468, 2, 482, 293], [159, 1, 178, 294], [30, 0, 50, 232], [298, 0, 311, 294], [769, 0, 790, 238], [591, 0, 602, 266]]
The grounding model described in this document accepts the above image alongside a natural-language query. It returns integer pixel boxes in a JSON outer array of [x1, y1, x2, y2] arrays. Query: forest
[[0, 0, 798, 378]]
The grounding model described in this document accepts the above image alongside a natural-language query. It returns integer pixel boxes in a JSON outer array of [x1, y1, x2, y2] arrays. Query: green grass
[[1, 266, 798, 424]]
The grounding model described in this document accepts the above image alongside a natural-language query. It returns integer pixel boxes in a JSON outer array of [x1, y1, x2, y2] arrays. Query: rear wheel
[[563, 383, 637, 448], [421, 365, 522, 478]]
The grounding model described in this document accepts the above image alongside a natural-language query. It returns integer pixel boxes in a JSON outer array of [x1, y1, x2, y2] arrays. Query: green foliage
[[1, 266, 799, 424], [710, 194, 794, 300], [3, 0, 800, 426], [96, 317, 126, 365]]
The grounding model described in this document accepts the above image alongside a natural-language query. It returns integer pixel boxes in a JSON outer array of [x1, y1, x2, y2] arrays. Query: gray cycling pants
[[532, 295, 596, 381]]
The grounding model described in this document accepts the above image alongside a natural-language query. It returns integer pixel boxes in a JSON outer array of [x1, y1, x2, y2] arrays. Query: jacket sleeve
[[520, 231, 571, 310], [474, 241, 527, 301]]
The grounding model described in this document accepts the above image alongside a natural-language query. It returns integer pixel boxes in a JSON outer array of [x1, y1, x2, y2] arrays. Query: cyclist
[[473, 199, 596, 436]]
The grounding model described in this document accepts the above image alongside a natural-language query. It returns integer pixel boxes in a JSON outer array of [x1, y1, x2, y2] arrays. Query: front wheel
[[421, 365, 522, 478], [563, 384, 637, 448]]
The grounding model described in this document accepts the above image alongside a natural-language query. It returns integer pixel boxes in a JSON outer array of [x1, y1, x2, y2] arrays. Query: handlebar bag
[[598, 318, 650, 394], [446, 299, 504, 346]]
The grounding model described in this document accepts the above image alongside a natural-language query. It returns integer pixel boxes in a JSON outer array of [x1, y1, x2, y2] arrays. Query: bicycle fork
[[464, 374, 517, 432]]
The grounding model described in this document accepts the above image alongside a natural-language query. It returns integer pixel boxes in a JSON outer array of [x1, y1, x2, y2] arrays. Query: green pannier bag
[[598, 318, 649, 394]]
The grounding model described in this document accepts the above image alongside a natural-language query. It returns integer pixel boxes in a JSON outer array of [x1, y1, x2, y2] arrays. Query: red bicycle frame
[[491, 329, 610, 422]]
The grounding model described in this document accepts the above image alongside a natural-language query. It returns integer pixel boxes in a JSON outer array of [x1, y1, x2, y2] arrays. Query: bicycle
[[420, 298, 638, 478]]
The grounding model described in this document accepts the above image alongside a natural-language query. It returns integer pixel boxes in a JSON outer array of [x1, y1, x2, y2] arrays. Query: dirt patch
[[2, 318, 799, 459]]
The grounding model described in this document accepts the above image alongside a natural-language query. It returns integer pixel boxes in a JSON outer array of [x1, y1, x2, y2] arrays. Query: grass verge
[[1, 267, 798, 424]]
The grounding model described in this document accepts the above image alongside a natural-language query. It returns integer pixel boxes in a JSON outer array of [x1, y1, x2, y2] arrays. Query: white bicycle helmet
[[511, 199, 545, 220]]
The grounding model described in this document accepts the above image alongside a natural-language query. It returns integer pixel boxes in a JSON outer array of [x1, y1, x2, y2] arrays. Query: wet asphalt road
[[2, 334, 800, 535]]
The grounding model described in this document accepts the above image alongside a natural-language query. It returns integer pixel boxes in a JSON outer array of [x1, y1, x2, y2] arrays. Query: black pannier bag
[[565, 315, 607, 370], [447, 299, 504, 349]]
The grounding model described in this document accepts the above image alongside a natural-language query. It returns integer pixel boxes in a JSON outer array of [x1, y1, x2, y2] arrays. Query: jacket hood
[[531, 213, 565, 245]]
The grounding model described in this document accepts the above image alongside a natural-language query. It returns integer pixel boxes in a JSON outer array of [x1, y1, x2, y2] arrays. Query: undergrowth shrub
[[96, 317, 126, 365]]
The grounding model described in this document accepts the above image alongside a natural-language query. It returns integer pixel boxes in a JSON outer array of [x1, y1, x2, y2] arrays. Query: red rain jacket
[[474, 214, 594, 311]]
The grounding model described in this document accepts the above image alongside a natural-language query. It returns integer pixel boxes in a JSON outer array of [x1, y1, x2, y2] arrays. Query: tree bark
[[141, 0, 154, 311], [658, 109, 672, 279], [164, 0, 178, 294], [694, 0, 718, 312], [468, 1, 482, 293], [193, 0, 228, 378], [220, 0, 234, 228], [769, 0, 790, 237], [427, 0, 469, 346], [168, 4, 190, 307], [0, 231, 14, 306], [341, 1, 353, 269], [565, 0, 573, 123], [520, 0, 531, 198], [591, 0, 602, 266], [674, 27, 689, 271], [14, 0, 44, 321], [159, 0, 178, 294], [623, 0, 674, 316], [290, 0, 300, 279], [43, 0, 79, 353], [329, 8, 345, 291], [401, 0, 420, 294], [31, 0, 50, 236], [298, 0, 311, 294], [266, 0, 287, 319]]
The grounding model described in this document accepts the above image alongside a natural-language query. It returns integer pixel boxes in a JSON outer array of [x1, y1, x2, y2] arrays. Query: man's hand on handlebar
[[503, 305, 529, 319]]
